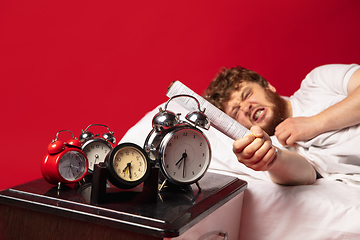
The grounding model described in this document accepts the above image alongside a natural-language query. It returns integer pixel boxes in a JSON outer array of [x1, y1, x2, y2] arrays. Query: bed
[[119, 101, 360, 240]]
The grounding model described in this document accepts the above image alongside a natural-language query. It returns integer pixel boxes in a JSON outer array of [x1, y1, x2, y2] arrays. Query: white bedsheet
[[208, 169, 360, 240], [120, 102, 360, 240]]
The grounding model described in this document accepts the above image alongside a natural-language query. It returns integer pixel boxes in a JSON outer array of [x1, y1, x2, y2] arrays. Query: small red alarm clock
[[41, 130, 88, 186]]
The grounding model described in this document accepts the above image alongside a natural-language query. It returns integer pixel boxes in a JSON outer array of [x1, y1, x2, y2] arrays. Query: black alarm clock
[[104, 142, 151, 189]]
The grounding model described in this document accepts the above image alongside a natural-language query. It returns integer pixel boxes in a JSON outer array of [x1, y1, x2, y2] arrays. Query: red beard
[[261, 89, 288, 136]]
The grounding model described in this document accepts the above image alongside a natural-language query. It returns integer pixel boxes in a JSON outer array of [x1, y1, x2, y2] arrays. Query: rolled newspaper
[[166, 80, 252, 140]]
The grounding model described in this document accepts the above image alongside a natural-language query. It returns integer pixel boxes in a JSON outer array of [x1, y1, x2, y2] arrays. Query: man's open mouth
[[253, 109, 264, 121]]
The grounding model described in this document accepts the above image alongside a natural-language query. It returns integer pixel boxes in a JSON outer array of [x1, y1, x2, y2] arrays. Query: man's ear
[[267, 83, 277, 92]]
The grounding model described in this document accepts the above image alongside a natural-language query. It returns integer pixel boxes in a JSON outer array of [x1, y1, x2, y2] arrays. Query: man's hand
[[275, 116, 321, 147], [233, 126, 278, 171]]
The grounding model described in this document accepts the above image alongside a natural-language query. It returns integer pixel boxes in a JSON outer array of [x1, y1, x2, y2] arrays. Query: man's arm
[[275, 68, 360, 147], [233, 126, 316, 185]]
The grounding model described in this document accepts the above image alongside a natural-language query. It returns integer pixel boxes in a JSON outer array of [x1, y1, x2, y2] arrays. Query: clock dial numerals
[[58, 151, 87, 181], [113, 147, 148, 182], [163, 128, 210, 183], [83, 141, 112, 171]]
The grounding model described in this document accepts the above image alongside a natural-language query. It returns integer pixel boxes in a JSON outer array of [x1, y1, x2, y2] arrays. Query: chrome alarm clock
[[144, 94, 211, 190], [79, 124, 115, 172]]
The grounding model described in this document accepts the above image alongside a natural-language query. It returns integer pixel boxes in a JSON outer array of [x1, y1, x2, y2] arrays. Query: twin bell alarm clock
[[41, 130, 88, 186], [79, 124, 116, 172], [144, 94, 212, 190]]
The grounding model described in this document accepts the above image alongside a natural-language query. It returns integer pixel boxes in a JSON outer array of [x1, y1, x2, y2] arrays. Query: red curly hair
[[203, 66, 269, 110]]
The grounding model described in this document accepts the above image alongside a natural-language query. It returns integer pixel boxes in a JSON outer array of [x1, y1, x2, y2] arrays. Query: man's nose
[[240, 101, 251, 115]]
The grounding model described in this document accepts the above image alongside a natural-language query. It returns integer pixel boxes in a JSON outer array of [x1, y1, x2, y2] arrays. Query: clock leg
[[195, 182, 202, 192], [159, 179, 168, 192]]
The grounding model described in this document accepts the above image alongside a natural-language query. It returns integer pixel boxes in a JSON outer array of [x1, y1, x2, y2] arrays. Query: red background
[[1, 0, 359, 190]]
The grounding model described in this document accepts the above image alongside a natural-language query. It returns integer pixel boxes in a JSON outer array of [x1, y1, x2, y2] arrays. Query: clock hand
[[69, 163, 77, 178], [128, 162, 132, 179], [176, 152, 187, 168], [183, 153, 186, 178], [176, 156, 184, 168], [67, 163, 72, 175], [123, 162, 132, 178], [70, 164, 80, 177]]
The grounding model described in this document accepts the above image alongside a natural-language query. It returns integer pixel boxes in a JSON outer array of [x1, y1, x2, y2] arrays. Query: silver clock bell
[[152, 94, 210, 132]]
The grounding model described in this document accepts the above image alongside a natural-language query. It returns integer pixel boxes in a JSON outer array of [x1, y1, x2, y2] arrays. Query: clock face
[[58, 150, 88, 181], [106, 143, 151, 189], [160, 127, 211, 184], [82, 139, 112, 171], [112, 146, 148, 182]]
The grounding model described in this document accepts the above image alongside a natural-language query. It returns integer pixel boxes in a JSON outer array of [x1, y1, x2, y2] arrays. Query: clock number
[[200, 142, 202, 146], [183, 132, 188, 136], [174, 135, 178, 139]]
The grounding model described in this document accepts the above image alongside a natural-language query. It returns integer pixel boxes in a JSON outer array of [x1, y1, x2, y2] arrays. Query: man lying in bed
[[204, 64, 360, 186]]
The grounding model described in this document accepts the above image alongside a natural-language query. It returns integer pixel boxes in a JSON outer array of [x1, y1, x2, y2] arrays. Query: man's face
[[222, 82, 288, 135]]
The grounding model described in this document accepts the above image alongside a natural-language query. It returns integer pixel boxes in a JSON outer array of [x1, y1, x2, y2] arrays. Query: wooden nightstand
[[0, 172, 247, 240]]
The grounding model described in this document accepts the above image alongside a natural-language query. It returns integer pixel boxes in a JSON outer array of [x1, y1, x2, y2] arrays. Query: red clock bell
[[41, 130, 88, 187]]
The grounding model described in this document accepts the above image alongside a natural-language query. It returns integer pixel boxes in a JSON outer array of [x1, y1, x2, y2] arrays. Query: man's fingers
[[233, 134, 255, 153]]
